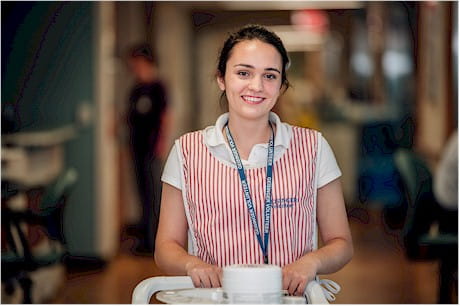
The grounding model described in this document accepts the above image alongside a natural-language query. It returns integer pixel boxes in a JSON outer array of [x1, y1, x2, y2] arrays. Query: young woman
[[155, 24, 353, 296]]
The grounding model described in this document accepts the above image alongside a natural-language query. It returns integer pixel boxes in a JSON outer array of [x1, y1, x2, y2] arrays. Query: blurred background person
[[126, 43, 169, 255]]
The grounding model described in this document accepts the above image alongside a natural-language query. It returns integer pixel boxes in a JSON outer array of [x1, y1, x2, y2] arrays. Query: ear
[[216, 75, 226, 91]]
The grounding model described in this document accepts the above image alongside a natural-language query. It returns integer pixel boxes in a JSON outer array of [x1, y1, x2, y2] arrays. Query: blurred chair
[[1, 168, 78, 303], [394, 149, 457, 304]]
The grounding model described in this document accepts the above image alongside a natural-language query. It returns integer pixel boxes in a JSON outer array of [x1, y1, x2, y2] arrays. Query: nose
[[248, 76, 263, 92]]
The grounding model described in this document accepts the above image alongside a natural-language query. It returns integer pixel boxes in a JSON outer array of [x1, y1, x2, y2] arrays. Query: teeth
[[243, 96, 264, 103]]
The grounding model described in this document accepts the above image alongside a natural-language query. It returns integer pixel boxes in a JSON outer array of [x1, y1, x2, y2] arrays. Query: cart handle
[[132, 276, 331, 304]]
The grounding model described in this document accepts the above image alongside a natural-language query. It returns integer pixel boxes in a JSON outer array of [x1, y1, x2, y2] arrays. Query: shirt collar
[[205, 112, 290, 148]]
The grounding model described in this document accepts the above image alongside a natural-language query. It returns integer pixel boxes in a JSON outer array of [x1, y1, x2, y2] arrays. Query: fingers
[[209, 268, 222, 288], [286, 278, 306, 296], [199, 270, 212, 288], [190, 273, 202, 288], [294, 280, 307, 296], [285, 278, 300, 296], [218, 269, 223, 286], [282, 273, 290, 292], [187, 264, 222, 288], [190, 269, 211, 287], [283, 270, 309, 296]]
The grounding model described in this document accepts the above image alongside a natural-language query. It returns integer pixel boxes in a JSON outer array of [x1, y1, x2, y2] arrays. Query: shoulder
[[178, 130, 204, 142], [177, 130, 206, 153], [148, 81, 167, 97], [129, 84, 143, 99], [290, 125, 322, 141], [151, 80, 166, 90]]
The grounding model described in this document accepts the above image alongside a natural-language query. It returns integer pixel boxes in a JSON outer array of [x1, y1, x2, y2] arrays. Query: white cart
[[132, 276, 339, 304]]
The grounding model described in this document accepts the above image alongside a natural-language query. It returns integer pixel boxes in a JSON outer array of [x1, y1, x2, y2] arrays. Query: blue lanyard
[[225, 122, 274, 264]]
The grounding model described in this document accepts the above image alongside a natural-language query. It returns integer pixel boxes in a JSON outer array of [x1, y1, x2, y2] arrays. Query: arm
[[282, 178, 353, 295], [154, 183, 222, 287]]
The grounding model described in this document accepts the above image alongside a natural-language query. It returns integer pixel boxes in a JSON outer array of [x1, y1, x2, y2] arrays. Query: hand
[[282, 257, 318, 296], [185, 258, 222, 288]]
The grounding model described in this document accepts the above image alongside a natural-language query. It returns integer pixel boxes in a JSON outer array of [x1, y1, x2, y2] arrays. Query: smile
[[242, 95, 265, 104]]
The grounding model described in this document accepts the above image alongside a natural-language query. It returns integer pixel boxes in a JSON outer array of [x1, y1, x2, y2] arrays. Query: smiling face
[[217, 39, 283, 122]]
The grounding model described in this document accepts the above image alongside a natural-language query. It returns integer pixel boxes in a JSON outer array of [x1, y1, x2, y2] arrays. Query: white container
[[222, 264, 282, 304]]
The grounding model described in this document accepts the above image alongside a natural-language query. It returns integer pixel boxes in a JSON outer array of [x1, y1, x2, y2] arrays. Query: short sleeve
[[317, 135, 342, 188], [161, 143, 182, 190]]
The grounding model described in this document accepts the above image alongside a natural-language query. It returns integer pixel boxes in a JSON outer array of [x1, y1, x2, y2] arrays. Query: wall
[[2, 2, 94, 131], [153, 3, 195, 143], [2, 2, 118, 258]]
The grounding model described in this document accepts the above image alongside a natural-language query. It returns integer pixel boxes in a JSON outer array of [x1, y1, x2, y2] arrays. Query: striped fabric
[[177, 126, 319, 267]]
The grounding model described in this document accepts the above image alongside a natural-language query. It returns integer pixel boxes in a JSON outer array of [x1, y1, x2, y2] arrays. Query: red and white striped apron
[[176, 126, 319, 267]]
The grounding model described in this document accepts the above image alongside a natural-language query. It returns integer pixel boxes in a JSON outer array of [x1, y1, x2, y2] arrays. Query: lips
[[242, 95, 265, 104]]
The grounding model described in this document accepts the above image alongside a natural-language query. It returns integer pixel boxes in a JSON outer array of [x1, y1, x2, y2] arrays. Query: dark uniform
[[127, 81, 167, 253]]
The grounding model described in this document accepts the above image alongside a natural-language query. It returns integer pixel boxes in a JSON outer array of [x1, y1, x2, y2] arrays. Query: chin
[[236, 106, 273, 120]]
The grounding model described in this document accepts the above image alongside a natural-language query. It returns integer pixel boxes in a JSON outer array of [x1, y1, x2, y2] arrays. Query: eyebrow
[[234, 64, 281, 74]]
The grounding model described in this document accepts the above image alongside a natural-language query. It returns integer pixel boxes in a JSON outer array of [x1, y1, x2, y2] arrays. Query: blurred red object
[[290, 9, 329, 34]]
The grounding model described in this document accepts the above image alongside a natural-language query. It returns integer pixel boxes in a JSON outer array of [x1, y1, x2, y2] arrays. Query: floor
[[329, 208, 439, 304], [47, 206, 448, 304]]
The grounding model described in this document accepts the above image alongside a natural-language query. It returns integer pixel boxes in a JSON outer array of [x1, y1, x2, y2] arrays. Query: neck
[[139, 74, 156, 84], [138, 67, 157, 84], [226, 113, 273, 160]]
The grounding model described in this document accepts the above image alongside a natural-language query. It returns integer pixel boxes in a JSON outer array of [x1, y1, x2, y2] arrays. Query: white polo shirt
[[162, 112, 342, 190]]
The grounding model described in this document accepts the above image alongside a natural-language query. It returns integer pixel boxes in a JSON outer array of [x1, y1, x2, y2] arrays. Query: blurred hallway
[[2, 2, 456, 304], [50, 209, 440, 304]]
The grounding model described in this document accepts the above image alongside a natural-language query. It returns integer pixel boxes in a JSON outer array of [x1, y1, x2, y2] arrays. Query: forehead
[[227, 39, 282, 69]]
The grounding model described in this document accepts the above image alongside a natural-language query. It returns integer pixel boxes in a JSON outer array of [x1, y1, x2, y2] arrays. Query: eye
[[237, 71, 250, 77], [264, 73, 278, 80]]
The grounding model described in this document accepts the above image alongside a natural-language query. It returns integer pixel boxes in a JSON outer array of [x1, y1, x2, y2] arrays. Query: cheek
[[225, 77, 245, 94], [266, 82, 281, 98]]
